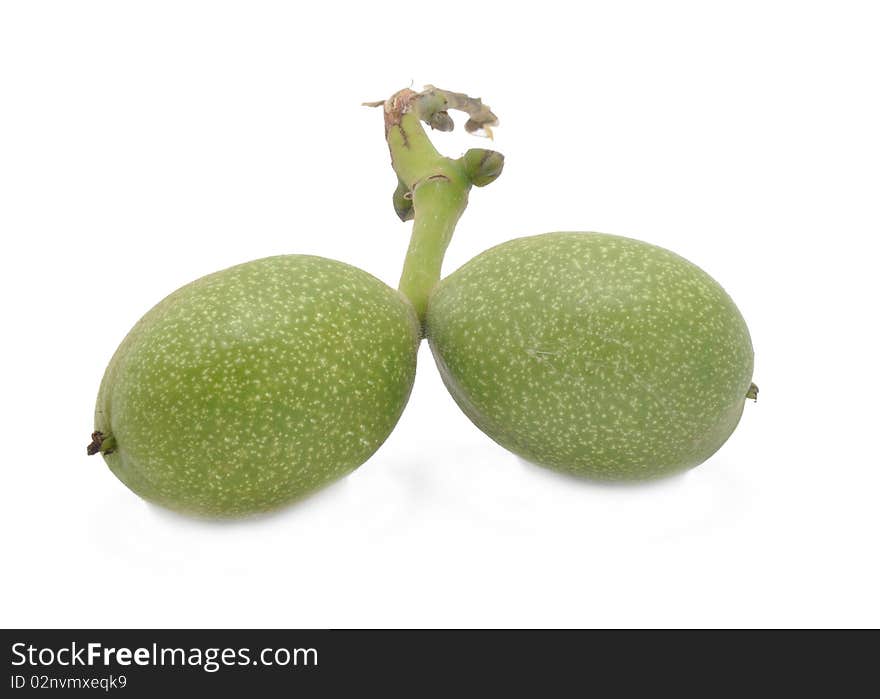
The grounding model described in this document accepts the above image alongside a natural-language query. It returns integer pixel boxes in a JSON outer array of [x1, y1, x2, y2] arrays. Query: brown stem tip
[[87, 431, 115, 456], [364, 85, 499, 139]]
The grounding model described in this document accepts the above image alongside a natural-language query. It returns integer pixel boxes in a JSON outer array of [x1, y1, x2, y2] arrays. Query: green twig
[[369, 87, 504, 328]]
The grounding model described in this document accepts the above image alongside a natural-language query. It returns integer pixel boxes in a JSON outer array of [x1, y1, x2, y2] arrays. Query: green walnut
[[90, 255, 419, 517], [426, 233, 755, 480]]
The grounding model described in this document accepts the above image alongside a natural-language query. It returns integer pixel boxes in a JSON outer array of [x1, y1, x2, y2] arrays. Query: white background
[[2, 1, 878, 629]]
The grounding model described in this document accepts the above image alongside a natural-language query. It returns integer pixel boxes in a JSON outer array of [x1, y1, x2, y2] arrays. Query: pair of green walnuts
[[89, 86, 756, 518]]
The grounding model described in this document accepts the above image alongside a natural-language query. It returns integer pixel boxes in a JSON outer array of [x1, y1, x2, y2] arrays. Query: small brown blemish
[[382, 88, 418, 137]]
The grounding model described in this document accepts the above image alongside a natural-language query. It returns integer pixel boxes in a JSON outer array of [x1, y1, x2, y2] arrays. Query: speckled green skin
[[426, 233, 754, 480], [95, 255, 420, 517]]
